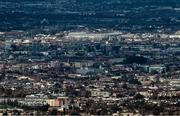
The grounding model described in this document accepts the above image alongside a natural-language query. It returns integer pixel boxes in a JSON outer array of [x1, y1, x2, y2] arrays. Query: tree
[[0, 85, 5, 96], [53, 82, 62, 93], [134, 93, 145, 100], [50, 108, 58, 115], [125, 56, 148, 64]]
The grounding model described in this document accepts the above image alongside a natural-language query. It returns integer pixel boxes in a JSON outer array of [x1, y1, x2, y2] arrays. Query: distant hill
[[0, 0, 180, 32]]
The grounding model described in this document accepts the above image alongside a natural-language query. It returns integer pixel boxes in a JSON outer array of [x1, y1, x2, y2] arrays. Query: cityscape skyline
[[0, 0, 179, 115]]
